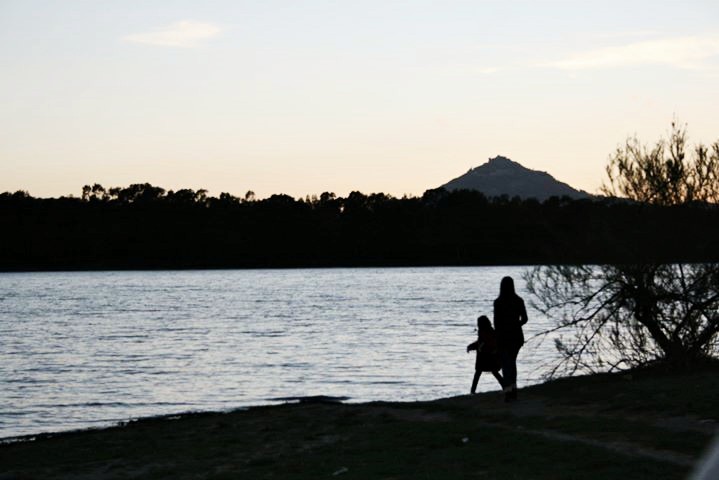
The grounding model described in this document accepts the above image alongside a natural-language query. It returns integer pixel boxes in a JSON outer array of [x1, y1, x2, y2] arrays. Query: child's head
[[477, 315, 491, 331]]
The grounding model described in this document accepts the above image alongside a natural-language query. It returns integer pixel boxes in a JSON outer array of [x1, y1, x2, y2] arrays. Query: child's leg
[[470, 371, 481, 394], [492, 370, 505, 389]]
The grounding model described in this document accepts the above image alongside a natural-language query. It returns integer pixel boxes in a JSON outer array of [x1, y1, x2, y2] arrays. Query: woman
[[493, 276, 528, 402]]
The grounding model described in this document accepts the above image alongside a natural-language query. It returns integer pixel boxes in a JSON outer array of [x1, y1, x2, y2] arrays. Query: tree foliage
[[2, 184, 718, 271], [526, 263, 719, 376], [528, 123, 719, 376], [602, 121, 719, 204]]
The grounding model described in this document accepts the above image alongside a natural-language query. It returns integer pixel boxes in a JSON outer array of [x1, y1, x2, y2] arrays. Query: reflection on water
[[0, 267, 557, 438]]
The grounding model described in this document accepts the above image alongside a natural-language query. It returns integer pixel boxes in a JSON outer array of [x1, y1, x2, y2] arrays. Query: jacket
[[493, 295, 528, 348], [467, 330, 501, 372]]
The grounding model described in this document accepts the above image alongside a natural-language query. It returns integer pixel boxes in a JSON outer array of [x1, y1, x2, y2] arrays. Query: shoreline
[[4, 361, 716, 445], [0, 395, 357, 445], [0, 263, 541, 274], [2, 365, 717, 479]]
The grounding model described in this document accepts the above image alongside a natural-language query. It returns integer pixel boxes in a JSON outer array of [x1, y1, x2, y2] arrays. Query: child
[[466, 315, 504, 394]]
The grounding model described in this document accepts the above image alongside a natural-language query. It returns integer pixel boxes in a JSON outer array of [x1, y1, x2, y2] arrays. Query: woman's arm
[[519, 298, 528, 326]]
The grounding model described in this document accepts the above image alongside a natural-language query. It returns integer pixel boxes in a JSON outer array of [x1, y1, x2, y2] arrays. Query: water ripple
[[0, 267, 556, 439]]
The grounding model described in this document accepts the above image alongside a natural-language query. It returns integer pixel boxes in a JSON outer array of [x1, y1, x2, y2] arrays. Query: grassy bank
[[1, 363, 717, 480]]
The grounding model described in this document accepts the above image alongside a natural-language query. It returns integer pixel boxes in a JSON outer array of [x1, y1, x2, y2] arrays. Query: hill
[[441, 155, 592, 200]]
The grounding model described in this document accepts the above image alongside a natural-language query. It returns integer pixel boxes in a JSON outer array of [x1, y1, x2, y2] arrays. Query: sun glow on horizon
[[1, 1, 717, 199]]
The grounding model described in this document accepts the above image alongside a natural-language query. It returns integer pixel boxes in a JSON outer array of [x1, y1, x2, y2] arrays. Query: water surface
[[0, 267, 556, 439]]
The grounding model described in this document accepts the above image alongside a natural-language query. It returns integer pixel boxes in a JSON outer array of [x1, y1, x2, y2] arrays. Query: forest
[[1, 183, 718, 271]]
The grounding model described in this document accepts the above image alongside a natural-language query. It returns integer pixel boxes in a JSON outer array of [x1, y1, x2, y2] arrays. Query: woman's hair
[[477, 315, 492, 331], [499, 276, 516, 299]]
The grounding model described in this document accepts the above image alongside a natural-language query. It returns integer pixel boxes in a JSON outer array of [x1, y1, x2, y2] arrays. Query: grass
[[1, 362, 717, 479]]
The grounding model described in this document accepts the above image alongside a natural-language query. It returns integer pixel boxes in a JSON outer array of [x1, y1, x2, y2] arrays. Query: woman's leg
[[500, 345, 520, 401], [470, 371, 481, 394], [500, 349, 516, 389], [509, 346, 520, 399], [491, 370, 504, 389]]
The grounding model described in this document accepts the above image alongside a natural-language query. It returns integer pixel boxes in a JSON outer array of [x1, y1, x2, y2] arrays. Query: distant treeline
[[1, 183, 718, 271]]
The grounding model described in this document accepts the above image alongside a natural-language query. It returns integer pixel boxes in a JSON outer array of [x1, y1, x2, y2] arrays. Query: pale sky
[[1, 1, 718, 199]]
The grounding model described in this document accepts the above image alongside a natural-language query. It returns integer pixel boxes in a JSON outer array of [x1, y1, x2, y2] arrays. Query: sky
[[1, 0, 718, 199]]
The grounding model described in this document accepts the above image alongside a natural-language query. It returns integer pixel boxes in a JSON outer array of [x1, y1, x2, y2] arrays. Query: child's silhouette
[[466, 315, 504, 394]]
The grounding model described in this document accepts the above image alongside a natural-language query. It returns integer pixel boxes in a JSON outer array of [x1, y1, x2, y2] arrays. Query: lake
[[0, 267, 558, 439]]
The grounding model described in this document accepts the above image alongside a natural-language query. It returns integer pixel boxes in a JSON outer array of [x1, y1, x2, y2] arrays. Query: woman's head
[[477, 315, 492, 331], [499, 276, 516, 298]]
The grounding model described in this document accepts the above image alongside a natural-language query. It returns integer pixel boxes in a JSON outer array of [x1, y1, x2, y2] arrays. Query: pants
[[500, 344, 521, 390]]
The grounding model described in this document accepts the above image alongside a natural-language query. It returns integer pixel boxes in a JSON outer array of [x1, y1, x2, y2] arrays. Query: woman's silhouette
[[493, 276, 528, 402]]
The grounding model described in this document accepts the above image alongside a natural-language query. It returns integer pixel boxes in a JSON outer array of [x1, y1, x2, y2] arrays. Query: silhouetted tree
[[602, 121, 719, 204], [1, 175, 718, 271], [81, 183, 108, 201], [527, 123, 719, 376], [215, 192, 240, 206], [166, 188, 208, 205]]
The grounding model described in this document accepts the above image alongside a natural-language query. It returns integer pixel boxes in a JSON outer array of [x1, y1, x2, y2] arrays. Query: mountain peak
[[441, 156, 590, 201], [487, 155, 514, 166]]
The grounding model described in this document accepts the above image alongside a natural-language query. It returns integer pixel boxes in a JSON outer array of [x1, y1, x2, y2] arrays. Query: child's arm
[[467, 341, 478, 352]]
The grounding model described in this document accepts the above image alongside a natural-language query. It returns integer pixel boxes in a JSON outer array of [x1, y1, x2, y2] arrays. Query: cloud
[[123, 21, 221, 48], [593, 30, 659, 40], [542, 36, 719, 70]]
